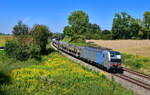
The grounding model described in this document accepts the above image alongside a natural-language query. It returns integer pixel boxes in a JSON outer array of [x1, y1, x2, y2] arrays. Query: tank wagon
[[52, 39, 122, 72]]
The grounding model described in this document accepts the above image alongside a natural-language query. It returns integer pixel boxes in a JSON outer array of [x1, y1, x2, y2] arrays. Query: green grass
[[122, 53, 150, 75], [0, 49, 135, 95]]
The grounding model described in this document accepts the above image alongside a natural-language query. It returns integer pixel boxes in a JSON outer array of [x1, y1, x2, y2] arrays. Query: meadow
[[0, 49, 135, 95]]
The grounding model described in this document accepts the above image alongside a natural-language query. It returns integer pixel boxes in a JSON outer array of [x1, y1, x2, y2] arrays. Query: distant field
[[0, 36, 13, 46], [86, 40, 150, 58]]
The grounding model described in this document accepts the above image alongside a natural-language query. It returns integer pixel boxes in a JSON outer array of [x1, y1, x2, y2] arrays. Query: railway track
[[123, 67, 150, 80], [51, 42, 150, 95], [114, 73, 150, 90], [116, 67, 150, 91]]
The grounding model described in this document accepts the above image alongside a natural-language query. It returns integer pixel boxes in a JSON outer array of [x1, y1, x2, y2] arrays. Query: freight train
[[52, 39, 122, 72]]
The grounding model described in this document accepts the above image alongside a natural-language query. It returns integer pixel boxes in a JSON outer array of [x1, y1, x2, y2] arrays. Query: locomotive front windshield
[[110, 51, 121, 62]]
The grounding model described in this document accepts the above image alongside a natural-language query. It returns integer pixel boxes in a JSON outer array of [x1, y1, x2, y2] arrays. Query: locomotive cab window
[[110, 51, 120, 57], [110, 51, 121, 62]]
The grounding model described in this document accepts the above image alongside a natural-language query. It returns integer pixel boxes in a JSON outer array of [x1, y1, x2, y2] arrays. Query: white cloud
[[23, 16, 31, 23]]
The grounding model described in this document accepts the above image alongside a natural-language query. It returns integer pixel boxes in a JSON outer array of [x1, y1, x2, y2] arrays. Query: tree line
[[112, 12, 150, 39], [0, 33, 10, 35], [63, 10, 150, 41]]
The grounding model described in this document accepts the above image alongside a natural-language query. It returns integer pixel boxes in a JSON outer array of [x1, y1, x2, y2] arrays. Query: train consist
[[52, 39, 122, 72]]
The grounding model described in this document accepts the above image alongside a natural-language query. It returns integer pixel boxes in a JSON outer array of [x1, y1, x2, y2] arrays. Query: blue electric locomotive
[[80, 47, 122, 71]]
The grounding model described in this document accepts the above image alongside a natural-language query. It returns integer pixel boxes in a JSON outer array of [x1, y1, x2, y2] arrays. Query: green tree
[[63, 26, 71, 36], [112, 12, 131, 39], [31, 24, 50, 53], [68, 10, 89, 27], [130, 18, 142, 39], [12, 20, 31, 45], [143, 11, 150, 39], [86, 23, 101, 39], [140, 26, 148, 39], [112, 13, 122, 39], [67, 10, 89, 42], [12, 20, 29, 36], [138, 30, 144, 39], [101, 30, 112, 40], [121, 12, 131, 39]]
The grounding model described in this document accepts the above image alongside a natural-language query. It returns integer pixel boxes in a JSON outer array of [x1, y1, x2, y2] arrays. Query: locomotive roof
[[80, 46, 120, 53], [109, 50, 121, 54], [80, 46, 103, 52]]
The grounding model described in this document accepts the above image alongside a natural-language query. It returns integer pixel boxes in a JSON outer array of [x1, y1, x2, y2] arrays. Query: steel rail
[[114, 73, 150, 90], [123, 67, 150, 80]]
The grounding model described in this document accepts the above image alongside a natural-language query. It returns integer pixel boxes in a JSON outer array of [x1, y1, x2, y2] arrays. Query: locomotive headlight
[[110, 62, 114, 66], [117, 63, 120, 66], [110, 63, 114, 66], [117, 63, 121, 67], [116, 55, 121, 59]]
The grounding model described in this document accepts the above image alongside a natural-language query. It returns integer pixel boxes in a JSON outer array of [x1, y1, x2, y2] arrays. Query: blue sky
[[0, 0, 150, 34]]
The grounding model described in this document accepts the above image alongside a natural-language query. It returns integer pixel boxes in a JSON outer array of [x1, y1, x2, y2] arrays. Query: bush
[[28, 45, 41, 60], [16, 44, 30, 61], [5, 40, 41, 61], [5, 40, 20, 58]]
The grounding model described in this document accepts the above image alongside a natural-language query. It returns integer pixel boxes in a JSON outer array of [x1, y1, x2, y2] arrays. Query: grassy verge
[[0, 49, 135, 95], [122, 53, 150, 75]]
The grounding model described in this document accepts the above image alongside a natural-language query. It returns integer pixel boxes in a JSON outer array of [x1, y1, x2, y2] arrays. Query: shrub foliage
[[5, 40, 41, 61]]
